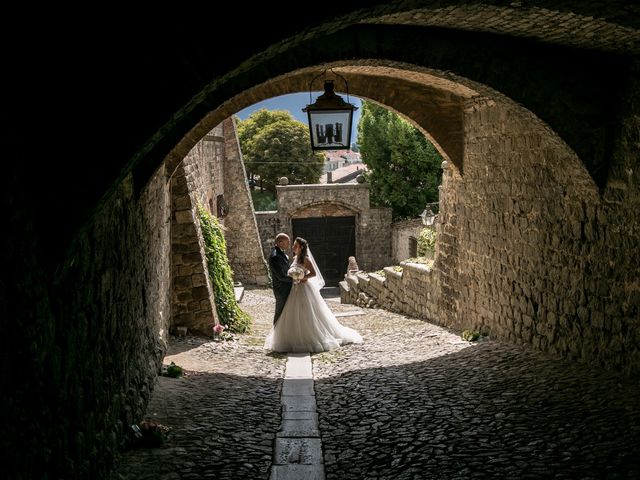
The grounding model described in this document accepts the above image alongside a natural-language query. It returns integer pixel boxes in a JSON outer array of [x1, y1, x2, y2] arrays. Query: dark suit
[[269, 245, 293, 325]]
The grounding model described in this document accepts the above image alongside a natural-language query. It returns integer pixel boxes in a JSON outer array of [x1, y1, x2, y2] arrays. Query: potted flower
[[213, 323, 225, 341]]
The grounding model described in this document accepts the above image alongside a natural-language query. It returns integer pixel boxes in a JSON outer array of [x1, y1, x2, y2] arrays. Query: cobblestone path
[[112, 288, 640, 479]]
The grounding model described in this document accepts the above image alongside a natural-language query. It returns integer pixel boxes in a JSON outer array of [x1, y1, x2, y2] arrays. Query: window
[[216, 194, 228, 218]]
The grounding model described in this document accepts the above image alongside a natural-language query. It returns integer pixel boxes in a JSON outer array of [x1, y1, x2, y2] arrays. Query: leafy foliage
[[462, 330, 481, 342], [163, 362, 183, 378], [197, 205, 251, 333], [357, 101, 443, 219], [236, 110, 324, 192], [251, 190, 277, 211], [417, 227, 437, 257]]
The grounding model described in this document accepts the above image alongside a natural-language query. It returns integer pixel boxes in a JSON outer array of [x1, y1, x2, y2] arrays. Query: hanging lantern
[[303, 77, 357, 151]]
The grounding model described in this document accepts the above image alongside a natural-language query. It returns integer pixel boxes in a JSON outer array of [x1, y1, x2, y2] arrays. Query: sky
[[236, 92, 363, 146]]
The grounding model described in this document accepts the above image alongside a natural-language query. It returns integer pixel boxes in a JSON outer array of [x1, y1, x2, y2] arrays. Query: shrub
[[462, 330, 480, 342], [164, 362, 183, 378], [251, 190, 277, 211], [417, 227, 437, 257]]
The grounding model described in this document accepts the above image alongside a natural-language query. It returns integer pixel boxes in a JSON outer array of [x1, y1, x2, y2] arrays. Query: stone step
[[234, 285, 244, 302]]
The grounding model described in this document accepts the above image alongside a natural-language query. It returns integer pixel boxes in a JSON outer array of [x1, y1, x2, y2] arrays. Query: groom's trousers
[[274, 294, 287, 325]]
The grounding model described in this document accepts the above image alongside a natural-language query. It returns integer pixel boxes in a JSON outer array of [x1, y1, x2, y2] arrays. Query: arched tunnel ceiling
[[154, 1, 640, 193], [360, 4, 640, 54], [8, 0, 639, 264]]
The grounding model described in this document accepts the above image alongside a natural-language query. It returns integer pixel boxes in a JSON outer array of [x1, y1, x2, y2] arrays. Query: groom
[[269, 233, 293, 325]]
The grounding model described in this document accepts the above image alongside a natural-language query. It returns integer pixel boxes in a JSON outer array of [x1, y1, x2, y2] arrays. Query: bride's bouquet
[[288, 263, 306, 284]]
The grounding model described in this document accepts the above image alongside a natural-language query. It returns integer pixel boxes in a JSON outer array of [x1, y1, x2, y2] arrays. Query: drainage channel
[[270, 353, 325, 480]]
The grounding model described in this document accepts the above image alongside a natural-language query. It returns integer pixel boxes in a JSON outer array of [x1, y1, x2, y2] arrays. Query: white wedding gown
[[264, 269, 363, 353]]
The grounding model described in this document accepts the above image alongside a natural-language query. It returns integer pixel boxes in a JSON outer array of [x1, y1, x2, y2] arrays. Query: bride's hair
[[294, 237, 308, 265]]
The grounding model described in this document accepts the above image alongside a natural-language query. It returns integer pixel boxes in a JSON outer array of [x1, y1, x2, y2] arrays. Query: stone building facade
[[220, 119, 270, 287], [170, 141, 219, 336], [255, 183, 392, 282]]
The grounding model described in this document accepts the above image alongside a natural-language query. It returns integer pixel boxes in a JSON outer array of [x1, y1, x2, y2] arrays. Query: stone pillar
[[170, 163, 218, 335]]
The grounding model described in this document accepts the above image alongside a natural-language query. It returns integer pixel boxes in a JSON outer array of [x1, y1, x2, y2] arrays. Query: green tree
[[357, 101, 442, 219], [236, 109, 324, 194]]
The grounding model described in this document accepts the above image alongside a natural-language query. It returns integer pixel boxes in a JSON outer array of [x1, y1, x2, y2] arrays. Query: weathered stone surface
[[112, 288, 286, 480], [222, 118, 271, 286], [342, 91, 640, 377]]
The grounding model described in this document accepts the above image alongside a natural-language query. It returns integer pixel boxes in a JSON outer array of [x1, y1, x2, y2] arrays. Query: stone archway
[[5, 3, 640, 477], [167, 55, 635, 374]]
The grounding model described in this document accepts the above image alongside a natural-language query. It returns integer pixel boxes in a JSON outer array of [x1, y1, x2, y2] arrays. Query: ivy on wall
[[197, 204, 251, 333]]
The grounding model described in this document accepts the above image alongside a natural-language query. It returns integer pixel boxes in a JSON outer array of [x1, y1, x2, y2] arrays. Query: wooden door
[[292, 216, 356, 287]]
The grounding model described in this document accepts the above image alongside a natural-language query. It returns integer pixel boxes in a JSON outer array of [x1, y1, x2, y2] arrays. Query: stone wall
[[341, 262, 439, 322], [205, 126, 226, 206], [342, 93, 640, 376], [357, 207, 393, 272], [448, 95, 628, 370], [170, 119, 269, 335], [4, 169, 173, 478], [170, 125, 225, 335], [170, 159, 218, 336], [392, 218, 424, 263], [5, 5, 640, 478], [221, 118, 270, 286]]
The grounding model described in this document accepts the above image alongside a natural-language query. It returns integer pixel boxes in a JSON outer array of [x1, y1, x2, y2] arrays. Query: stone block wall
[[170, 119, 270, 335], [205, 125, 226, 202], [343, 92, 640, 376], [277, 184, 372, 216], [357, 207, 393, 271], [175, 121, 268, 288], [8, 169, 173, 478], [256, 210, 282, 261], [446, 95, 639, 372], [221, 118, 270, 286], [341, 262, 439, 321], [171, 142, 218, 335]]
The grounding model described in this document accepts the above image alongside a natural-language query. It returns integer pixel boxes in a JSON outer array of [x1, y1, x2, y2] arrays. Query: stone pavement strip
[[111, 288, 640, 479], [271, 354, 325, 480]]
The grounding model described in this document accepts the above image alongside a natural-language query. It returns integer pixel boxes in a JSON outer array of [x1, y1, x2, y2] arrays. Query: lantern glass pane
[[308, 110, 352, 150]]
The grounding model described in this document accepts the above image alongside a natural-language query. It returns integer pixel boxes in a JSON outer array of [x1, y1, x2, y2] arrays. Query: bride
[[264, 237, 363, 353]]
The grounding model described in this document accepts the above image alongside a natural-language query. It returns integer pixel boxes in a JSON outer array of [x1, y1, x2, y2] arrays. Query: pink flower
[[213, 324, 225, 334]]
